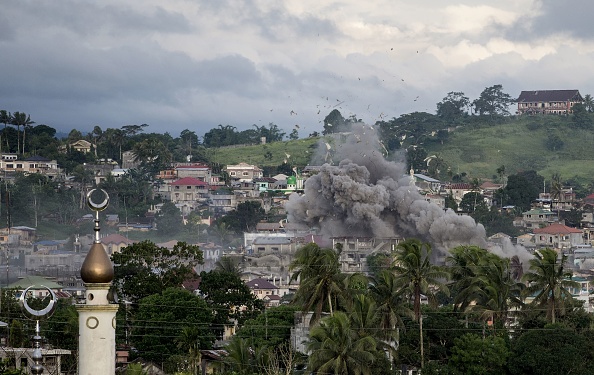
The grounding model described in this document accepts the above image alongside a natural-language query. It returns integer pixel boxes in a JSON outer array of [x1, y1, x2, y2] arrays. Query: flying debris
[[290, 110, 297, 115]]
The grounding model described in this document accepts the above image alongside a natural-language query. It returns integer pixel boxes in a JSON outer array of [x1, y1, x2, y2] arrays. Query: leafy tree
[[436, 91, 470, 122], [132, 288, 214, 365], [522, 248, 579, 324], [447, 333, 509, 375], [307, 311, 377, 375], [179, 129, 199, 156], [572, 102, 592, 129], [236, 305, 298, 349], [198, 270, 265, 339], [503, 170, 543, 211], [203, 125, 239, 147], [112, 241, 203, 304], [583, 94, 594, 112], [393, 239, 449, 322], [156, 201, 183, 236], [459, 192, 485, 213], [406, 145, 428, 173], [472, 84, 514, 117], [323, 109, 346, 135], [217, 201, 265, 233], [509, 324, 594, 375], [131, 137, 172, 176], [288, 129, 299, 140]]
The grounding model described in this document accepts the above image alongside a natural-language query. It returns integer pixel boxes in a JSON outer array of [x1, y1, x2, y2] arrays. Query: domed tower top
[[80, 189, 113, 284]]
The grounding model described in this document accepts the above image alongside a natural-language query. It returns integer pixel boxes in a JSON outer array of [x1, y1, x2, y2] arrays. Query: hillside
[[429, 116, 594, 183], [211, 116, 594, 185]]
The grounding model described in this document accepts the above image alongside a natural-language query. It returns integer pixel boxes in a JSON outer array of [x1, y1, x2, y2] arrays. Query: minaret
[[76, 189, 118, 375]]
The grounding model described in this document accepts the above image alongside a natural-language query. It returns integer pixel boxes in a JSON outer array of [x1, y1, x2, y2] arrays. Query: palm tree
[[176, 327, 202, 375], [307, 311, 377, 375], [392, 238, 449, 322], [467, 255, 524, 327], [0, 110, 11, 153], [225, 337, 255, 375], [215, 256, 243, 276], [11, 111, 34, 154], [523, 248, 579, 324], [448, 245, 491, 313], [369, 270, 410, 353], [290, 243, 345, 323]]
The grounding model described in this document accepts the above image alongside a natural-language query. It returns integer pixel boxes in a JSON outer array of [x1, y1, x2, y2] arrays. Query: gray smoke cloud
[[286, 122, 524, 260]]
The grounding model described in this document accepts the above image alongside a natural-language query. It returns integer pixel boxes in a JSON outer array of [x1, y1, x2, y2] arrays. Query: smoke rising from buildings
[[286, 123, 532, 264]]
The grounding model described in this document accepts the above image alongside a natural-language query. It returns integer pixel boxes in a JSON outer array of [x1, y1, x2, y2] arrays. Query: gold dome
[[81, 242, 114, 284]]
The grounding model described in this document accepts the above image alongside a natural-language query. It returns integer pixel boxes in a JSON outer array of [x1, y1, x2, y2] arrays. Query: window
[[6, 164, 13, 169], [243, 171, 249, 176], [16, 164, 22, 168], [230, 171, 236, 176]]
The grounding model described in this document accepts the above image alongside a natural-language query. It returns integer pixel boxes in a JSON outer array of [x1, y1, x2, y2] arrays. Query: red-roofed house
[[101, 233, 134, 255], [533, 223, 584, 251], [171, 177, 209, 203]]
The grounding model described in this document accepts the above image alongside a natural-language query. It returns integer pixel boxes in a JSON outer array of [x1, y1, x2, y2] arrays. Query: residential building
[[171, 177, 209, 204], [225, 162, 263, 182], [412, 174, 441, 193], [0, 347, 71, 374], [100, 233, 134, 255], [332, 237, 402, 274], [533, 223, 584, 251], [444, 183, 473, 204], [250, 236, 294, 255], [0, 156, 61, 178], [69, 139, 92, 153], [516, 89, 583, 115], [522, 208, 556, 229], [245, 277, 281, 300]]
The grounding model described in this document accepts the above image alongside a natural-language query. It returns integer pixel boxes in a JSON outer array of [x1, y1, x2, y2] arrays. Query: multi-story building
[[224, 162, 263, 183], [516, 89, 583, 115]]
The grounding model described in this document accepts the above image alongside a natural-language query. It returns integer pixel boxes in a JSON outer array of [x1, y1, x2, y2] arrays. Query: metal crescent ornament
[[19, 286, 58, 319], [87, 189, 110, 211]]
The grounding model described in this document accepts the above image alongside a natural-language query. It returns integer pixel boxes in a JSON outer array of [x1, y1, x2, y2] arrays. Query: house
[[424, 194, 445, 209], [445, 183, 473, 204], [332, 237, 402, 274], [224, 162, 263, 182], [250, 237, 294, 255], [171, 177, 209, 203], [7, 275, 66, 298], [254, 177, 277, 192], [0, 347, 71, 374], [69, 139, 92, 153], [522, 208, 556, 229], [246, 278, 280, 300], [533, 223, 584, 251], [516, 89, 583, 115], [0, 156, 61, 178], [101, 233, 134, 255]]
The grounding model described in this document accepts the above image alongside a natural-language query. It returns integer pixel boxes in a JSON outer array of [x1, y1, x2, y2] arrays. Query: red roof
[[172, 177, 208, 186], [533, 223, 582, 234]]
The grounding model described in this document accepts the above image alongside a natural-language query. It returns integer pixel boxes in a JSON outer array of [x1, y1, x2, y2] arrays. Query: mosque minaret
[[76, 190, 119, 374]]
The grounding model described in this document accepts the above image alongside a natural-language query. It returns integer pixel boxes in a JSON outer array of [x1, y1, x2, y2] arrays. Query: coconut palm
[[307, 311, 377, 375], [392, 238, 449, 322], [11, 111, 34, 154], [522, 248, 579, 324], [448, 245, 491, 312], [550, 173, 563, 217], [467, 255, 524, 327], [0, 110, 11, 153], [215, 256, 243, 276], [290, 243, 344, 324], [225, 337, 255, 375], [368, 269, 410, 353]]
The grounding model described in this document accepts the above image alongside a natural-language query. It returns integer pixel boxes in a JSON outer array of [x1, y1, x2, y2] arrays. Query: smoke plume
[[286, 123, 529, 261]]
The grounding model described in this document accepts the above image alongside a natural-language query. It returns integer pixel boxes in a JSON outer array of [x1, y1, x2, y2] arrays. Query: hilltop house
[[516, 89, 583, 115], [224, 162, 263, 183]]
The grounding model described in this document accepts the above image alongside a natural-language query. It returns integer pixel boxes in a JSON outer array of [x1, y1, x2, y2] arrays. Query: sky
[[2, 0, 594, 139]]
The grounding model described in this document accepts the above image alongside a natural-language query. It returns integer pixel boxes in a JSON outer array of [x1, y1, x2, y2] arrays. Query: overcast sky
[[2, 0, 594, 138]]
